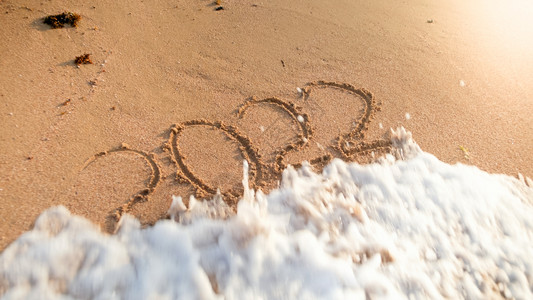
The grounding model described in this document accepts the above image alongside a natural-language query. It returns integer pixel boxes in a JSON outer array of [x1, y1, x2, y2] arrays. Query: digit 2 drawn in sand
[[302, 81, 392, 159], [237, 96, 313, 173], [83, 81, 392, 223], [82, 143, 162, 221]]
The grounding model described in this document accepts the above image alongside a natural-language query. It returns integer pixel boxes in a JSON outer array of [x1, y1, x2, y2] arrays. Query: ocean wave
[[1, 129, 532, 299]]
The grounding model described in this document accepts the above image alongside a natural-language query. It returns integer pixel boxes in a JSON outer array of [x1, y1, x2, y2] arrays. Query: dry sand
[[1, 0, 532, 249]]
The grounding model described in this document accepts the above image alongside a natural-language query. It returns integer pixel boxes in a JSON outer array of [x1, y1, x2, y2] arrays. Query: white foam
[[1, 129, 532, 299]]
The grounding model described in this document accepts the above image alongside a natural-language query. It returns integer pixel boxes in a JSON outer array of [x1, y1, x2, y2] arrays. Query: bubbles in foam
[[1, 129, 532, 299]]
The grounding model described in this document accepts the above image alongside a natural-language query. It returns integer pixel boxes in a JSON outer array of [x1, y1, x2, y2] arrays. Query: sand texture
[[1, 0, 532, 249]]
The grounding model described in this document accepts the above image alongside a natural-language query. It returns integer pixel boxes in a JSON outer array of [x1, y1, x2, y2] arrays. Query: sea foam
[[1, 129, 532, 299]]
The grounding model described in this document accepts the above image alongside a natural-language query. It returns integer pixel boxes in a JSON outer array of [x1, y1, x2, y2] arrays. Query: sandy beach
[[1, 0, 532, 250]]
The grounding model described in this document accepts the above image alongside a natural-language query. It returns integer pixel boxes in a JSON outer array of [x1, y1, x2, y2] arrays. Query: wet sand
[[1, 0, 532, 249]]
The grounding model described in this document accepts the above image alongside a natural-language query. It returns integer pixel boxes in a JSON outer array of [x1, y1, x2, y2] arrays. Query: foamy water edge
[[1, 129, 532, 299]]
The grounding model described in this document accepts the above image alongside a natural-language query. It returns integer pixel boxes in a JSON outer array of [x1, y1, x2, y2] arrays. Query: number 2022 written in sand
[[82, 81, 392, 222]]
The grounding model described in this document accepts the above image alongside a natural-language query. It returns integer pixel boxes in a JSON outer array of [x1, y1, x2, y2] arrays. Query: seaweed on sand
[[43, 12, 81, 29], [74, 54, 92, 65]]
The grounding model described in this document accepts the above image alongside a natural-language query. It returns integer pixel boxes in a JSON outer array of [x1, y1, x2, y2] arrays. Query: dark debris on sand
[[43, 12, 81, 29], [74, 54, 92, 65]]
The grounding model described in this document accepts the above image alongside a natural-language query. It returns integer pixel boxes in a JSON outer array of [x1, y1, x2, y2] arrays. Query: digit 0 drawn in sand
[[82, 143, 161, 222], [166, 119, 266, 205]]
